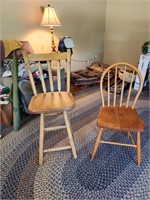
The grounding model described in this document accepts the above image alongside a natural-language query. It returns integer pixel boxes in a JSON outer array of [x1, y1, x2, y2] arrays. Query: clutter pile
[[71, 62, 113, 86], [71, 62, 133, 94]]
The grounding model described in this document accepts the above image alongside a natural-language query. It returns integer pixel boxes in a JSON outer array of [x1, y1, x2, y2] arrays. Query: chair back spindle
[[66, 52, 71, 93], [38, 61, 46, 93], [25, 61, 38, 96], [126, 70, 135, 107], [107, 71, 110, 106], [113, 66, 118, 106], [47, 61, 54, 92], [57, 61, 61, 92], [119, 66, 126, 106]]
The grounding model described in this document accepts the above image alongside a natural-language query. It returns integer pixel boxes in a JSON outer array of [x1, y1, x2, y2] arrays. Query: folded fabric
[[16, 41, 34, 57], [3, 39, 22, 58]]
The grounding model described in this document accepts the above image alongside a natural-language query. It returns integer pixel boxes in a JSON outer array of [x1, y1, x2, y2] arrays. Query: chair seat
[[97, 106, 144, 131], [28, 91, 75, 114]]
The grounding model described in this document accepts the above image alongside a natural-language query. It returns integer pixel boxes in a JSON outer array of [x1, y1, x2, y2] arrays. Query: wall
[[103, 0, 150, 66], [0, 0, 107, 71]]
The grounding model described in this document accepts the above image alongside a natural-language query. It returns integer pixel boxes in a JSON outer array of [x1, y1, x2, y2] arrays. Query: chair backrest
[[23, 49, 71, 95], [100, 62, 143, 109]]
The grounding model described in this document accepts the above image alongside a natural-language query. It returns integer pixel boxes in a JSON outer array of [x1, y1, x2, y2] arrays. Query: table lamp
[[41, 5, 61, 52]]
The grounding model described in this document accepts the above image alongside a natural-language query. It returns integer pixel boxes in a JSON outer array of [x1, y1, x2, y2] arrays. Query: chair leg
[[128, 131, 136, 146], [91, 128, 103, 160], [136, 131, 141, 166], [63, 111, 77, 159], [127, 131, 130, 137], [39, 113, 45, 165]]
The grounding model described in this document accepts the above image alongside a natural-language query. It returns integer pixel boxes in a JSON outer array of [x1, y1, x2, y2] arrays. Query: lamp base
[[51, 45, 56, 52], [50, 27, 56, 52]]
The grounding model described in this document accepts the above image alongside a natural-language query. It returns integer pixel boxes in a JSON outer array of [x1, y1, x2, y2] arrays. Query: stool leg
[[39, 113, 44, 165], [64, 111, 77, 159]]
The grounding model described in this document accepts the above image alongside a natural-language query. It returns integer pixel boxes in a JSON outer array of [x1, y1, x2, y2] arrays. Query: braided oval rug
[[1, 86, 150, 200]]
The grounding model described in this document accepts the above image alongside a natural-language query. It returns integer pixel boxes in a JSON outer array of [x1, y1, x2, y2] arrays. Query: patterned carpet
[[1, 86, 150, 200]]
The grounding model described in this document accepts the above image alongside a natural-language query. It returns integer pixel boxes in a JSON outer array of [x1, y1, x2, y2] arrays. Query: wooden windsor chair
[[23, 49, 77, 165], [91, 62, 144, 166]]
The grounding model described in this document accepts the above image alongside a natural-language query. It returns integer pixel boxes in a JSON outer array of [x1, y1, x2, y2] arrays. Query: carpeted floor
[[1, 86, 150, 200]]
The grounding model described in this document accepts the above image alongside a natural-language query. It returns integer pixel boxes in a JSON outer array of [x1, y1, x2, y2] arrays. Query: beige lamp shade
[[41, 5, 61, 27]]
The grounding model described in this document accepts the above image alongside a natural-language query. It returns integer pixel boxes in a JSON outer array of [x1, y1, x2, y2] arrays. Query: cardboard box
[[134, 54, 150, 90]]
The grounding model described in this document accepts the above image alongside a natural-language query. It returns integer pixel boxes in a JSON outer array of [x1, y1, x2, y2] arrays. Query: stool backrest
[[23, 49, 71, 95]]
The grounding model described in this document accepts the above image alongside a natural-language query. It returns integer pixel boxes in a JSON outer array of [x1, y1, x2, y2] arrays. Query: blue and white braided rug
[[1, 86, 150, 200]]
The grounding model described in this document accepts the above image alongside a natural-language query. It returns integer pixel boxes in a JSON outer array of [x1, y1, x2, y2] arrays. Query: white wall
[[103, 0, 150, 66], [0, 0, 107, 71]]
